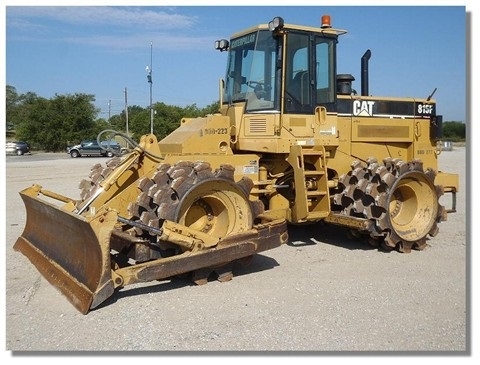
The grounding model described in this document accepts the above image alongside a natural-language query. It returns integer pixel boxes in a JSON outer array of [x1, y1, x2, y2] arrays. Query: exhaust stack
[[361, 49, 371, 96]]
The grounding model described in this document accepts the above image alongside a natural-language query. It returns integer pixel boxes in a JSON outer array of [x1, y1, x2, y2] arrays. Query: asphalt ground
[[3, 147, 471, 359]]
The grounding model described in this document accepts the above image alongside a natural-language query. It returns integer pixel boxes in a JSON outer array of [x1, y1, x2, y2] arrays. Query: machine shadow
[[96, 221, 397, 311], [95, 252, 280, 311], [286, 221, 381, 251]]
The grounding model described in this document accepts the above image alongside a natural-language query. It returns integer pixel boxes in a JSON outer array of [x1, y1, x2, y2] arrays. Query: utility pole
[[124, 87, 129, 135], [146, 41, 153, 135], [108, 99, 111, 121]]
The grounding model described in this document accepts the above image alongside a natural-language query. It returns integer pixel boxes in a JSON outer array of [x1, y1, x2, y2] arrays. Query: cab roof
[[230, 21, 347, 39]]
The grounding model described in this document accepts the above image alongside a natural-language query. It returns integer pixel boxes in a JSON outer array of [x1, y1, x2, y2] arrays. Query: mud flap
[[13, 186, 117, 314]]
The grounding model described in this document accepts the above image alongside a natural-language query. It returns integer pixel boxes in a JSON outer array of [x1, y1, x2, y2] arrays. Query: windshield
[[224, 30, 279, 112]]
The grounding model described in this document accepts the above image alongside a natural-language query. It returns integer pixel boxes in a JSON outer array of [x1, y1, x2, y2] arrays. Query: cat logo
[[353, 100, 375, 116]]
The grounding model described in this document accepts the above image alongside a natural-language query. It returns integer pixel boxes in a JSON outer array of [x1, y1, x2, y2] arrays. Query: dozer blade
[[13, 185, 117, 314], [14, 185, 289, 314]]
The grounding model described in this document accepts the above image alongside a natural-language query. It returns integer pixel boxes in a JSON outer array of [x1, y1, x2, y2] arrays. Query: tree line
[[6, 85, 466, 152], [6, 85, 219, 152], [441, 120, 466, 142]]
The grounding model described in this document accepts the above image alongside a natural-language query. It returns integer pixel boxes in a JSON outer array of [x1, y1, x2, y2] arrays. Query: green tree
[[6, 84, 223, 150], [15, 93, 99, 151], [151, 102, 186, 140], [5, 85, 39, 136], [442, 121, 466, 141], [126, 108, 149, 140], [122, 102, 209, 141], [5, 85, 19, 128], [6, 85, 20, 136], [201, 101, 221, 115], [149, 101, 220, 141], [107, 105, 146, 137]]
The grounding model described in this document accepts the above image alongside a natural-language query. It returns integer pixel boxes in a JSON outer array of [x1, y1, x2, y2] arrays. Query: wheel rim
[[174, 179, 253, 238], [388, 171, 438, 241]]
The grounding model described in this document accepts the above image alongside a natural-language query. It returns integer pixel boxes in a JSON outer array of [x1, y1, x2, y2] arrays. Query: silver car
[[6, 141, 30, 155]]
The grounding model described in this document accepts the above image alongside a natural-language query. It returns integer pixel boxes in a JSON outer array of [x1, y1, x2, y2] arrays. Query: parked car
[[67, 140, 121, 158], [6, 141, 30, 155]]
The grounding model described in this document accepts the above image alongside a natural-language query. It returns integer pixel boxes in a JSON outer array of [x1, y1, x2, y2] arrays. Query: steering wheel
[[247, 81, 267, 99], [247, 80, 265, 89]]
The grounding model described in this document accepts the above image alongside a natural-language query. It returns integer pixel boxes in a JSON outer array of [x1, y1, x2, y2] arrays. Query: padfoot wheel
[[77, 156, 123, 204], [333, 158, 445, 253], [127, 161, 262, 241], [125, 161, 262, 266]]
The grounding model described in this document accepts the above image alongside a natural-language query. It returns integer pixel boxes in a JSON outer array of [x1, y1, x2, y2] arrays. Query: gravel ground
[[4, 147, 470, 357]]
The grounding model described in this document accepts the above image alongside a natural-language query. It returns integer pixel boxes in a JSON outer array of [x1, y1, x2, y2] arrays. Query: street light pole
[[146, 42, 153, 135], [124, 87, 129, 136]]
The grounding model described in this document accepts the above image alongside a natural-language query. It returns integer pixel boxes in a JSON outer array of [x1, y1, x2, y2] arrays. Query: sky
[[4, 2, 468, 122]]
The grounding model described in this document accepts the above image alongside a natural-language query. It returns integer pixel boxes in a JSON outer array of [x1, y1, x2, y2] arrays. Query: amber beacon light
[[321, 14, 332, 28]]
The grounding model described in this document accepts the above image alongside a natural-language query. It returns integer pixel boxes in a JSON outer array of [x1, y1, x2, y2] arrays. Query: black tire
[[106, 151, 114, 158], [70, 150, 80, 158], [16, 150, 24, 156]]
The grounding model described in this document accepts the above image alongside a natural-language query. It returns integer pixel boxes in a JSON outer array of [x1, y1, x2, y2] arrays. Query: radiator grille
[[249, 118, 267, 134]]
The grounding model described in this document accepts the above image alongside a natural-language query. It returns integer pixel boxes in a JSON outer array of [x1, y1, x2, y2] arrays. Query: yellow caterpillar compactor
[[14, 15, 459, 314]]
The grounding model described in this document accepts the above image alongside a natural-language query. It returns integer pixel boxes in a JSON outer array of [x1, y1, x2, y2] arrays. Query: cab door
[[283, 31, 337, 138]]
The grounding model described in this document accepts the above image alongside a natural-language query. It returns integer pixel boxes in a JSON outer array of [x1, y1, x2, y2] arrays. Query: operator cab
[[215, 16, 346, 115]]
